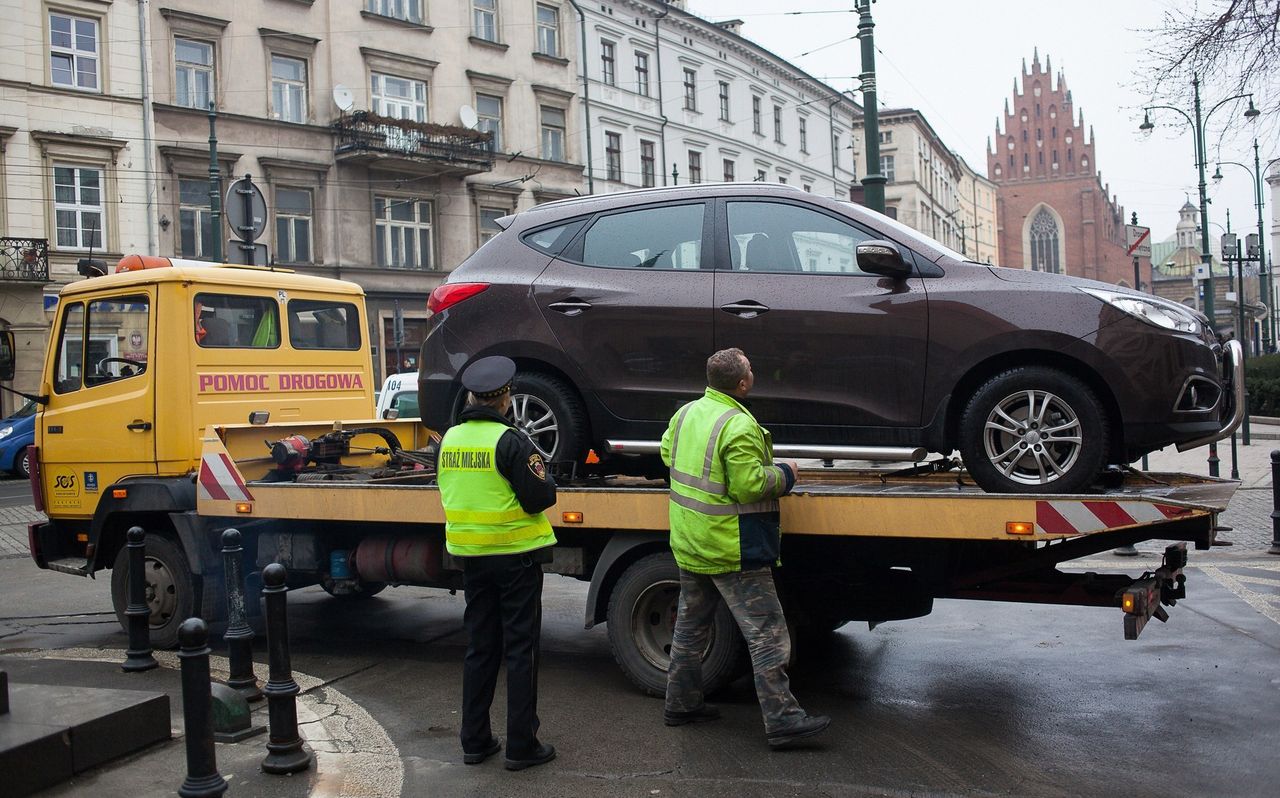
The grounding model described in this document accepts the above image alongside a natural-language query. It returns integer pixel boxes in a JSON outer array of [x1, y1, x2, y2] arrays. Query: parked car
[[376, 372, 420, 419], [0, 398, 36, 479], [419, 183, 1237, 494]]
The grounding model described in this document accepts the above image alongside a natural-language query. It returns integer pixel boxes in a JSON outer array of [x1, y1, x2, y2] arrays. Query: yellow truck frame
[[194, 420, 1236, 696]]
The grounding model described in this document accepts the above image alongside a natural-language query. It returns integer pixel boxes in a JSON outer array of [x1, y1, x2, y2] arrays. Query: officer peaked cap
[[462, 355, 516, 398]]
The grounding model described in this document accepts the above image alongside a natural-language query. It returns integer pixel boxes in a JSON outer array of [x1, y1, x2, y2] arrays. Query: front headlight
[[1078, 287, 1201, 334], [0, 426, 11, 440]]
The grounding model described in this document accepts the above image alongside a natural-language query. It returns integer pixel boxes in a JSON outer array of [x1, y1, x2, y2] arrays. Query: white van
[[376, 372, 419, 419]]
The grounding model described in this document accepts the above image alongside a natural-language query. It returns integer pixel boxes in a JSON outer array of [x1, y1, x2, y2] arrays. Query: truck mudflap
[[1120, 543, 1187, 640]]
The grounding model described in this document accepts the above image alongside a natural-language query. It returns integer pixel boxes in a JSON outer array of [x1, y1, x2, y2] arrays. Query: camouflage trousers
[[665, 566, 806, 733]]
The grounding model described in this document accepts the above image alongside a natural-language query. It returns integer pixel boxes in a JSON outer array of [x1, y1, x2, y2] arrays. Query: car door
[[39, 291, 157, 516], [532, 201, 714, 422], [712, 198, 929, 438]]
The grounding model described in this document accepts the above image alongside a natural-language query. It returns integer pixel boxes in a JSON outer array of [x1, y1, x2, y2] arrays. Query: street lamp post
[[856, 0, 885, 214], [1214, 148, 1270, 353], [1140, 76, 1258, 478]]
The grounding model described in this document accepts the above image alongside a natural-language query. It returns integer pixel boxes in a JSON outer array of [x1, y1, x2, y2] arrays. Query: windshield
[[839, 202, 971, 263], [8, 399, 36, 419]]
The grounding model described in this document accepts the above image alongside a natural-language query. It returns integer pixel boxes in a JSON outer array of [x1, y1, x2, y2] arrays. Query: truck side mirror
[[856, 240, 912, 279], [0, 330, 14, 381]]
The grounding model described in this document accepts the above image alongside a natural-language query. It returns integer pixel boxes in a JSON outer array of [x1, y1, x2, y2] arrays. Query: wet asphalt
[[3, 550, 1279, 797]]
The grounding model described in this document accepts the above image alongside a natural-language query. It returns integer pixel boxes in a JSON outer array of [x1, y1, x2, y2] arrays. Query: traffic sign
[[225, 175, 267, 242], [1125, 224, 1151, 258], [227, 241, 269, 266]]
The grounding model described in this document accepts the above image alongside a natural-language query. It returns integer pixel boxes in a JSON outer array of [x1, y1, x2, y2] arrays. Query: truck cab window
[[84, 295, 150, 386], [194, 293, 280, 348], [53, 302, 85, 394], [288, 299, 361, 350]]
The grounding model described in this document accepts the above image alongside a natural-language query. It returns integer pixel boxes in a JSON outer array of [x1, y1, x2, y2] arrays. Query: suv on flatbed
[[419, 183, 1237, 494]]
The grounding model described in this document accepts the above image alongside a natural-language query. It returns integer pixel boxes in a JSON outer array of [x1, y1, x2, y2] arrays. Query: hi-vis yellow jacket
[[661, 388, 796, 574]]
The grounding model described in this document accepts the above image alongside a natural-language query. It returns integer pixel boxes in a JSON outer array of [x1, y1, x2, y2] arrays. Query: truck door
[[40, 291, 157, 516]]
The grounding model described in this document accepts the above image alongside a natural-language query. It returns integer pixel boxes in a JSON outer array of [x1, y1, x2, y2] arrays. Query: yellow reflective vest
[[661, 388, 792, 574], [438, 419, 557, 557]]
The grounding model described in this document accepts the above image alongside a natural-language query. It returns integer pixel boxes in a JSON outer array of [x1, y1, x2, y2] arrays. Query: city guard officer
[[437, 356, 558, 770]]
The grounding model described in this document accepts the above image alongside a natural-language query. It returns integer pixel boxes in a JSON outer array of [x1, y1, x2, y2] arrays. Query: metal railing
[[333, 114, 494, 171], [0, 237, 50, 282]]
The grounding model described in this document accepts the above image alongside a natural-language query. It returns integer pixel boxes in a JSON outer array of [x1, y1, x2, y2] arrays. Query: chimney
[[715, 19, 744, 35]]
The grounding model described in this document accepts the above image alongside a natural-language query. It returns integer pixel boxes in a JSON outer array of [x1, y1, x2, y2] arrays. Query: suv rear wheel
[[959, 366, 1108, 494], [509, 372, 588, 464]]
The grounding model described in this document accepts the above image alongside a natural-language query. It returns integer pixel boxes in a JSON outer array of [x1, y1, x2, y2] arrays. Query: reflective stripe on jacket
[[438, 419, 557, 557], [661, 388, 792, 574]]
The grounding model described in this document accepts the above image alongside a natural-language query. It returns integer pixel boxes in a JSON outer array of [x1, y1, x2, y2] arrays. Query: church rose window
[[1030, 208, 1060, 274]]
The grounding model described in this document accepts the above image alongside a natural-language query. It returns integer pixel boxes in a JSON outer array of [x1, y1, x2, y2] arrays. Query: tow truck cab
[[10, 255, 375, 575]]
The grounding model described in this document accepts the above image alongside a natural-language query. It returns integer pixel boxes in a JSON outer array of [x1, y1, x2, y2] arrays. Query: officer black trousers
[[460, 553, 544, 759]]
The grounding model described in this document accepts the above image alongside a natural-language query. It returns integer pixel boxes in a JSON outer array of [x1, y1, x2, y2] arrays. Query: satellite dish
[[333, 85, 354, 113], [459, 105, 479, 129]]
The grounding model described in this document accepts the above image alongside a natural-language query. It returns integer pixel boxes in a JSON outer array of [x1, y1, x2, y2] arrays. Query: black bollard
[[122, 527, 158, 672], [261, 563, 312, 774], [1270, 451, 1280, 555], [221, 529, 262, 702], [178, 618, 228, 798]]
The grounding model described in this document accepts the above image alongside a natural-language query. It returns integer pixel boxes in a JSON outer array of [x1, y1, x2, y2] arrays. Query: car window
[[727, 201, 876, 275], [580, 203, 705, 270], [391, 390, 419, 418], [523, 219, 586, 256], [195, 293, 280, 349]]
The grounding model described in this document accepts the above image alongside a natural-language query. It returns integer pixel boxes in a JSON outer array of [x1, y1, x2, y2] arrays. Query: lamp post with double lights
[[1139, 76, 1259, 478], [1214, 142, 1271, 352]]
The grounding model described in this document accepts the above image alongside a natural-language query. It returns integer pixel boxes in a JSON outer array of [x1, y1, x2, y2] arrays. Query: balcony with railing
[[0, 238, 50, 283], [334, 112, 494, 175]]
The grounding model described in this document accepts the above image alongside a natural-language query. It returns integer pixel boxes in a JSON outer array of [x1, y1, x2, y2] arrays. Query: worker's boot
[[766, 714, 830, 749], [664, 703, 721, 727]]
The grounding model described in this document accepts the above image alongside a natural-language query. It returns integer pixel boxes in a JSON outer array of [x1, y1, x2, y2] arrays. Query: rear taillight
[[428, 282, 489, 314], [27, 445, 44, 513]]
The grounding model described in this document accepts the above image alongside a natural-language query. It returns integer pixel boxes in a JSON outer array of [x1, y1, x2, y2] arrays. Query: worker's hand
[[779, 460, 799, 474]]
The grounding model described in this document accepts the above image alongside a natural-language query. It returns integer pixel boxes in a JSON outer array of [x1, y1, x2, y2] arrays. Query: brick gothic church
[[987, 51, 1137, 287]]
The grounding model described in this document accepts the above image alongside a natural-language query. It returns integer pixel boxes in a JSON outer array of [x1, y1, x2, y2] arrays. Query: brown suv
[[420, 184, 1240, 493]]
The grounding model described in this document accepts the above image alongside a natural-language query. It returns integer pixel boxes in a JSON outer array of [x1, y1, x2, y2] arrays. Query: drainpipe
[[655, 2, 670, 185], [136, 0, 158, 253], [828, 97, 839, 185], [568, 1, 594, 194]]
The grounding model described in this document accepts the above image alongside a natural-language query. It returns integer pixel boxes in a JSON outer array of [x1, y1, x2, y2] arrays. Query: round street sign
[[225, 176, 268, 242]]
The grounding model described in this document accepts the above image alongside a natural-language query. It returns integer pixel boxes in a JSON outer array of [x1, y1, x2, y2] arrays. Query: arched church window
[[1022, 129, 1028, 142], [1030, 208, 1061, 274]]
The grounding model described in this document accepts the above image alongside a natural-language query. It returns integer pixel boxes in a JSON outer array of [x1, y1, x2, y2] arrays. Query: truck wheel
[[510, 372, 588, 463], [320, 579, 387, 599], [606, 552, 744, 698], [959, 366, 1108, 494], [110, 533, 197, 649]]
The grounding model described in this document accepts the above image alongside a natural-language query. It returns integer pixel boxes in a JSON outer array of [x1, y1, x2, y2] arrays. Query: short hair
[[706, 348, 749, 391], [466, 391, 508, 410]]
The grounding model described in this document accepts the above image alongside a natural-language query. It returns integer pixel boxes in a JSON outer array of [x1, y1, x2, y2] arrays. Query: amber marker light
[[76, 533, 89, 542], [562, 511, 584, 524], [112, 489, 128, 499], [1122, 592, 1137, 613], [1006, 521, 1034, 536], [235, 502, 253, 514]]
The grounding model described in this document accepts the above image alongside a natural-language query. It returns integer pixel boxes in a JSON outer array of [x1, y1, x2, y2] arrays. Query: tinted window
[[288, 299, 361, 350], [522, 219, 585, 256], [195, 293, 280, 348], [728, 201, 874, 274], [581, 203, 705, 270]]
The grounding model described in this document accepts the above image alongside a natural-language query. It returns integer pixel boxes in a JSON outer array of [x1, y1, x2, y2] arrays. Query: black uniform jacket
[[451, 404, 557, 515]]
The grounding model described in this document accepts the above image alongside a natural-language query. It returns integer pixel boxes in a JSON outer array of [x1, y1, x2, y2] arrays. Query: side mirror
[[856, 240, 912, 279], [382, 407, 400, 420], [0, 330, 14, 381]]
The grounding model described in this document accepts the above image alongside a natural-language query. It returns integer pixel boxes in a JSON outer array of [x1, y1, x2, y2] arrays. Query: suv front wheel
[[959, 366, 1109, 494]]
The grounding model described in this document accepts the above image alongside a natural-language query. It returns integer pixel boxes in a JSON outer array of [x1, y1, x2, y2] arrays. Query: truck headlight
[[0, 426, 12, 440], [1079, 287, 1201, 334]]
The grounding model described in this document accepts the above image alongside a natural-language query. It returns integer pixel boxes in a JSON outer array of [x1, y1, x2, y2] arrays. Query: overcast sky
[[687, 0, 1272, 247]]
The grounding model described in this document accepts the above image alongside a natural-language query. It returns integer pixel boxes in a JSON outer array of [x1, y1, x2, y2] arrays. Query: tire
[[509, 372, 588, 463], [320, 579, 387, 599], [606, 552, 745, 698], [13, 448, 30, 480], [959, 366, 1109, 494], [111, 532, 198, 649]]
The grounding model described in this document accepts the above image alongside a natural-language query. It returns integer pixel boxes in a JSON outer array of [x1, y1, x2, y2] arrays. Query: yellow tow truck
[[1, 256, 1244, 696]]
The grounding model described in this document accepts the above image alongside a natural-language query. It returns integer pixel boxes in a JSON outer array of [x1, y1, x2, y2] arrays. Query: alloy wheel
[[982, 389, 1083, 486]]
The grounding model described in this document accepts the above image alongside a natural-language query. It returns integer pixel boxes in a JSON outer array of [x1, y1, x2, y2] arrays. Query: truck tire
[[606, 552, 745, 698], [510, 372, 588, 463], [110, 533, 197, 649], [959, 366, 1109, 494]]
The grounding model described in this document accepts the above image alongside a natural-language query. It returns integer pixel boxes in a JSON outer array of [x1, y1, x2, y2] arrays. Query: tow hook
[[1119, 543, 1188, 640]]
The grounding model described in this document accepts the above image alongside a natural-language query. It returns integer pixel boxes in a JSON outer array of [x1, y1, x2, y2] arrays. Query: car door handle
[[720, 301, 770, 318], [127, 421, 152, 432], [548, 299, 593, 315]]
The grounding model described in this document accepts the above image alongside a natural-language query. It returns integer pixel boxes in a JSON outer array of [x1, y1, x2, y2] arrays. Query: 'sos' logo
[[51, 467, 80, 499], [55, 474, 77, 490]]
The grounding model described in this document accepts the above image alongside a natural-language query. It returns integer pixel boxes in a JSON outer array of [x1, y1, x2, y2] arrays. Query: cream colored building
[[0, 0, 157, 411], [852, 108, 999, 264]]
